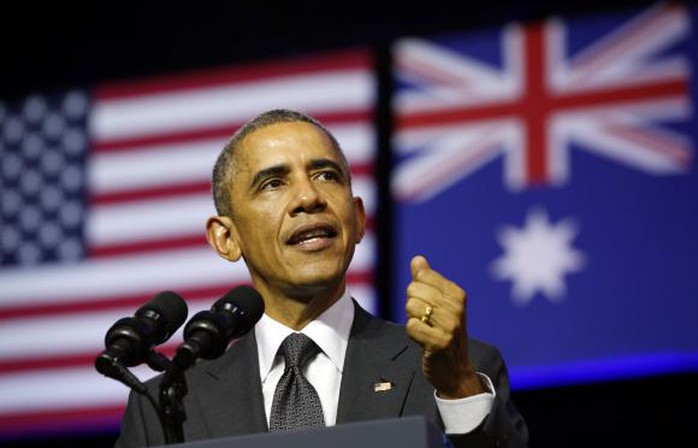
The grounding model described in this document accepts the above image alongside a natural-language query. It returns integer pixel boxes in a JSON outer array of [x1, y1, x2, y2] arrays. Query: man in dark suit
[[115, 109, 529, 447]]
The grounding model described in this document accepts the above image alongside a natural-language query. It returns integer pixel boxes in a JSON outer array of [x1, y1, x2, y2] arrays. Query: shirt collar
[[255, 290, 354, 382]]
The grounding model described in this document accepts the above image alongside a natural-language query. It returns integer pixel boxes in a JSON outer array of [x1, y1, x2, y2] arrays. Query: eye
[[314, 170, 341, 182], [260, 178, 284, 190]]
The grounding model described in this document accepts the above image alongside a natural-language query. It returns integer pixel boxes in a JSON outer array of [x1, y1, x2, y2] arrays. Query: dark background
[[3, 1, 697, 447]]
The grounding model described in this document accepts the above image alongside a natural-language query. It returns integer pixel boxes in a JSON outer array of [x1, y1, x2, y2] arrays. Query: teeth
[[299, 231, 327, 242], [290, 227, 334, 244], [299, 236, 322, 244]]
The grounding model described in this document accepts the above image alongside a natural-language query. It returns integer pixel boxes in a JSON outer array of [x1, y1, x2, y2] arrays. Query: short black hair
[[211, 109, 351, 216]]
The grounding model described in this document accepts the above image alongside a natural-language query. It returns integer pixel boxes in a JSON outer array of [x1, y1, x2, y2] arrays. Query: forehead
[[235, 121, 340, 169]]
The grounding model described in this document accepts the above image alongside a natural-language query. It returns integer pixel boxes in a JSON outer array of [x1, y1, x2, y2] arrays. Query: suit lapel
[[192, 332, 268, 437], [337, 302, 418, 423]]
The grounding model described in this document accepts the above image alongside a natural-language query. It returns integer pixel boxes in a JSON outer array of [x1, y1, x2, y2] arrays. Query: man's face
[[224, 121, 365, 298]]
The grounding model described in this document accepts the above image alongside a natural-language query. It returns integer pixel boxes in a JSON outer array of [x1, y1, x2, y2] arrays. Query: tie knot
[[280, 333, 320, 369]]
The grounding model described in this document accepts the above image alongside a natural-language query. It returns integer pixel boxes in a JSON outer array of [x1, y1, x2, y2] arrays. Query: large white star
[[491, 207, 586, 305]]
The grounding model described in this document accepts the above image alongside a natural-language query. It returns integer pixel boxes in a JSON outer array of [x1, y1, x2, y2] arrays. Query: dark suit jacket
[[115, 302, 528, 448]]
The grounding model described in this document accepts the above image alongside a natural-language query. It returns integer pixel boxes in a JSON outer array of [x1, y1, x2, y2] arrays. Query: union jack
[[392, 3, 693, 202]]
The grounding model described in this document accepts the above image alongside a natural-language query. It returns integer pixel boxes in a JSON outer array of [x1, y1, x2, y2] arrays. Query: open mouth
[[286, 223, 338, 245]]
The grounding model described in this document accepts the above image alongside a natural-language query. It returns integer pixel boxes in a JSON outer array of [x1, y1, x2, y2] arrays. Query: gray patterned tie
[[269, 333, 325, 431]]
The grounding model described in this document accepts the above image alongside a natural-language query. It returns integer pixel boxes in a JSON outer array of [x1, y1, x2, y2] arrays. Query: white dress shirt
[[254, 290, 494, 433]]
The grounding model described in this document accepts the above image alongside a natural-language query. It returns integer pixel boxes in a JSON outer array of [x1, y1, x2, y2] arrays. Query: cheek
[[335, 197, 360, 228], [237, 206, 283, 244]]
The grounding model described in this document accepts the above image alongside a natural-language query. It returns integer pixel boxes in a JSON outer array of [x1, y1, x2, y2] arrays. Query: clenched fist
[[405, 255, 485, 399]]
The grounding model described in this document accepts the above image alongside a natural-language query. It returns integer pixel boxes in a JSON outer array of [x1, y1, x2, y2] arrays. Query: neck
[[254, 280, 346, 330]]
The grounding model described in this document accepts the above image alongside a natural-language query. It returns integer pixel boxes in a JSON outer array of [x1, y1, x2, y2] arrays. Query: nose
[[290, 178, 327, 215]]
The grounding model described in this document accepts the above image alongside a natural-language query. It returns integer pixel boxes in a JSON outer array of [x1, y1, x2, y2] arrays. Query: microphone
[[172, 285, 264, 371], [95, 291, 188, 381], [157, 286, 262, 441]]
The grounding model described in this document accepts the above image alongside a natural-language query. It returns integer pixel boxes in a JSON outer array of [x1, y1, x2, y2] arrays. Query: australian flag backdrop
[[392, 2, 698, 389]]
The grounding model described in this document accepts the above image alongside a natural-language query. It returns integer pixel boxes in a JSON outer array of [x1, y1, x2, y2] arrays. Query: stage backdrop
[[392, 2, 698, 389], [0, 49, 378, 438]]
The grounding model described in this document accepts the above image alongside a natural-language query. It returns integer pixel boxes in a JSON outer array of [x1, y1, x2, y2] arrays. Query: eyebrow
[[250, 158, 346, 189], [250, 164, 290, 189], [309, 158, 344, 177]]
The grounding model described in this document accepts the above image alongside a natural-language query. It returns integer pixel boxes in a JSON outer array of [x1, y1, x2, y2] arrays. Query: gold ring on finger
[[421, 305, 433, 324]]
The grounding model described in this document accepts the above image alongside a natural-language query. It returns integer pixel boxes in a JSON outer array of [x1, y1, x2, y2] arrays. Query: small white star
[[491, 207, 586, 305]]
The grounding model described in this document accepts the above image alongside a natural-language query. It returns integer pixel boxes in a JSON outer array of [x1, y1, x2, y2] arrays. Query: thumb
[[410, 255, 430, 279]]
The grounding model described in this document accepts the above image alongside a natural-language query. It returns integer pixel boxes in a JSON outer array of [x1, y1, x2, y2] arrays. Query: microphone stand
[[97, 348, 188, 445], [155, 338, 206, 444], [158, 358, 188, 444]]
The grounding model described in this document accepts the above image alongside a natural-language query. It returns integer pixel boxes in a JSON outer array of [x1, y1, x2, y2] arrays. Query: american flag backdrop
[[392, 2, 698, 388], [0, 49, 378, 437]]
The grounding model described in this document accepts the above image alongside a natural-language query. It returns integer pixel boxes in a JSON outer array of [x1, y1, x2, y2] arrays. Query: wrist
[[436, 369, 486, 399]]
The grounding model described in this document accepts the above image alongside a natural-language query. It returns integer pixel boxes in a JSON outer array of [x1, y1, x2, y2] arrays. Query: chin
[[289, 268, 345, 292]]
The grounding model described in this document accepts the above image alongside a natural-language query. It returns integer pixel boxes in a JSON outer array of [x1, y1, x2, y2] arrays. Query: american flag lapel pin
[[373, 380, 393, 392]]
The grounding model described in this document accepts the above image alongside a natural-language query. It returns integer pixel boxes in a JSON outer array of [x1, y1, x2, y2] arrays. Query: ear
[[352, 196, 366, 244], [205, 215, 243, 262]]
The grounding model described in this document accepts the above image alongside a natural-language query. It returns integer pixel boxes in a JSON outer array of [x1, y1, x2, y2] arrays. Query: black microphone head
[[213, 285, 265, 338], [99, 291, 188, 371], [216, 285, 265, 319], [135, 290, 188, 344], [172, 285, 264, 368]]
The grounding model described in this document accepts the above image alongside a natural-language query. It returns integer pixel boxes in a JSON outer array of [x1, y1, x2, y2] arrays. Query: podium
[[155, 415, 451, 448]]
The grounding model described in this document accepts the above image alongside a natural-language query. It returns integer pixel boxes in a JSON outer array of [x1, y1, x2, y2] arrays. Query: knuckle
[[405, 297, 418, 314], [406, 318, 420, 333], [448, 285, 466, 305]]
